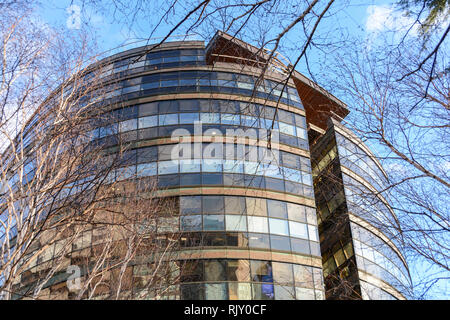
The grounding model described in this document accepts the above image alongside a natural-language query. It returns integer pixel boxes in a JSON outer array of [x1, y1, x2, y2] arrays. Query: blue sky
[[36, 0, 405, 63]]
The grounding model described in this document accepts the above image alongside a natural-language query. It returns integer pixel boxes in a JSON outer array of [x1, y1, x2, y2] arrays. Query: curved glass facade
[[10, 41, 325, 300], [311, 118, 412, 300], [9, 35, 411, 300]]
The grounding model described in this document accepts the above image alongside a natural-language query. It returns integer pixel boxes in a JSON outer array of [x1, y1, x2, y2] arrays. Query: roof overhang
[[206, 31, 349, 131]]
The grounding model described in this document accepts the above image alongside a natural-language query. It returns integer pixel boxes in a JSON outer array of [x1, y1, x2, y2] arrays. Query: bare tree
[[0, 4, 183, 300]]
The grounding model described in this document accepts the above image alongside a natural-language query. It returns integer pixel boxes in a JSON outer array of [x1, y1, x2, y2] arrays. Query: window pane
[[248, 233, 270, 249], [289, 221, 308, 239], [227, 232, 249, 247], [225, 215, 247, 232], [179, 112, 199, 124], [246, 198, 267, 216], [279, 122, 295, 136], [225, 196, 246, 214], [229, 282, 252, 300], [293, 264, 314, 288], [200, 113, 220, 124], [158, 160, 179, 174], [250, 260, 273, 283], [221, 113, 240, 125], [181, 283, 204, 300], [227, 260, 250, 282], [204, 260, 226, 281], [180, 196, 201, 214], [137, 163, 157, 177], [269, 218, 289, 236], [295, 287, 315, 300], [203, 215, 224, 231], [180, 215, 201, 231], [267, 200, 287, 219], [308, 225, 319, 242], [252, 283, 274, 300], [159, 113, 178, 126], [270, 235, 291, 251], [205, 283, 228, 300], [139, 115, 157, 128], [274, 285, 295, 300], [180, 159, 201, 173], [291, 238, 310, 255], [287, 203, 306, 222], [119, 119, 137, 132], [272, 262, 294, 285], [247, 216, 268, 233], [202, 196, 224, 214]]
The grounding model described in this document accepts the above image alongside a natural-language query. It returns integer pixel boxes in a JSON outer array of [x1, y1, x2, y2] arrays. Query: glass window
[[158, 144, 174, 161], [179, 99, 199, 111], [269, 218, 289, 236], [204, 260, 227, 281], [180, 215, 201, 231], [221, 113, 240, 125], [223, 160, 243, 173], [225, 215, 247, 232], [179, 159, 201, 173], [141, 81, 159, 90], [296, 127, 307, 139], [203, 215, 224, 231], [138, 115, 157, 128], [227, 232, 249, 247], [272, 262, 294, 285], [179, 113, 199, 124], [180, 196, 201, 214], [246, 198, 267, 216], [202, 196, 224, 214], [289, 221, 308, 239], [295, 287, 315, 300], [227, 260, 250, 282], [202, 159, 223, 172], [252, 283, 274, 300], [137, 163, 157, 177], [228, 283, 252, 300], [308, 225, 319, 242], [247, 216, 268, 233], [158, 113, 178, 126], [180, 78, 197, 86], [116, 166, 135, 180], [267, 200, 287, 219], [274, 285, 295, 300], [291, 238, 310, 255], [287, 203, 306, 222], [181, 284, 204, 300], [251, 260, 273, 283], [248, 233, 270, 249], [205, 283, 228, 300], [202, 173, 223, 185], [119, 119, 137, 132], [158, 160, 178, 175], [293, 264, 314, 288], [161, 79, 178, 87], [224, 196, 246, 214], [279, 122, 295, 136], [305, 207, 317, 225], [270, 235, 291, 251], [241, 115, 259, 127], [200, 113, 220, 124], [302, 172, 312, 186]]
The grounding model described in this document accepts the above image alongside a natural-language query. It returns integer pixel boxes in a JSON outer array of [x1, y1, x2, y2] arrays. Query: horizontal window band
[[104, 92, 305, 117], [151, 186, 316, 208]]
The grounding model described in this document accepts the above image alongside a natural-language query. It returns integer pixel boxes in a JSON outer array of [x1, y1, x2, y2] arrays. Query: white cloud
[[365, 5, 417, 34]]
